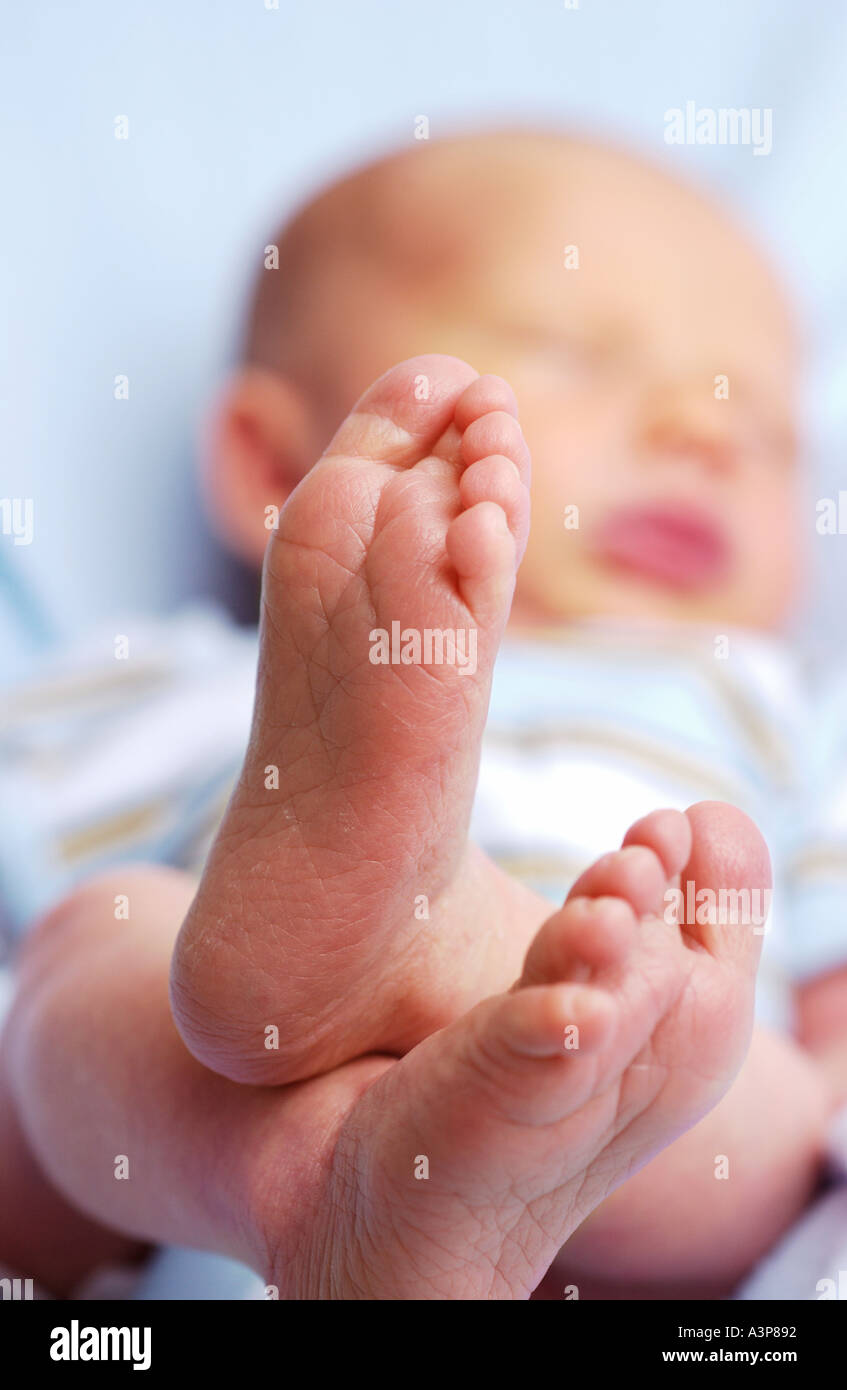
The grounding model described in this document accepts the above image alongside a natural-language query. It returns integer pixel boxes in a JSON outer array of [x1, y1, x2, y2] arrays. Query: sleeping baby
[[2, 128, 845, 1300]]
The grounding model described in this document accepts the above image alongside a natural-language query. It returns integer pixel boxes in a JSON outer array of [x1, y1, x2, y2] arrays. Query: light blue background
[[3, 0, 847, 666]]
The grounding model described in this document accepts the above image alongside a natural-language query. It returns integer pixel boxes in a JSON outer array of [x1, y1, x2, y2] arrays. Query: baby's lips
[[593, 502, 732, 590]]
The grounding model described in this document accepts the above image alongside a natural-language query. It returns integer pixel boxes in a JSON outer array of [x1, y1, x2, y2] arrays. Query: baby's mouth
[[592, 502, 732, 591]]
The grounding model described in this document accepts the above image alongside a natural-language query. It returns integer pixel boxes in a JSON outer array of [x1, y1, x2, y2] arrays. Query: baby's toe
[[520, 894, 637, 988], [678, 801, 771, 966], [622, 808, 692, 878], [323, 353, 478, 468], [454, 373, 519, 430], [492, 982, 617, 1064], [446, 500, 517, 621], [567, 844, 669, 919], [461, 409, 530, 481], [459, 454, 530, 557]]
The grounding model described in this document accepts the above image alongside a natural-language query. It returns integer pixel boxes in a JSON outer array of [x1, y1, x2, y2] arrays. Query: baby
[[0, 129, 841, 1300]]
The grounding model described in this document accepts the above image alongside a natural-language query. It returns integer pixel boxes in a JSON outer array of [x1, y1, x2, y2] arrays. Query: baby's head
[[208, 129, 802, 631]]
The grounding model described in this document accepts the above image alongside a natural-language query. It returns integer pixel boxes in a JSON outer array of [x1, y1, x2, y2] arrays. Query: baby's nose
[[638, 381, 739, 477]]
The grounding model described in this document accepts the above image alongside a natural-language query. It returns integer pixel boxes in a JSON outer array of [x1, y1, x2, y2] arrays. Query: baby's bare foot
[[171, 355, 533, 1083], [9, 805, 767, 1302], [310, 804, 767, 1299]]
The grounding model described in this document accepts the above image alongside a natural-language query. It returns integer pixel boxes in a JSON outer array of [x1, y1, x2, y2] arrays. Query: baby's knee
[[16, 865, 194, 992]]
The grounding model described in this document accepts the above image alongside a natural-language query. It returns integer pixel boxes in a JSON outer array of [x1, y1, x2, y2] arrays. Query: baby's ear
[[201, 368, 317, 568]]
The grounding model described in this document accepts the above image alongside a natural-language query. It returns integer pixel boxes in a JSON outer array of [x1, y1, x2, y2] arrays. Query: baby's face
[[299, 138, 803, 630]]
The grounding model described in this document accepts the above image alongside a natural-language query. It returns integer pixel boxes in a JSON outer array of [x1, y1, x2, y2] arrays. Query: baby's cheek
[[740, 494, 800, 612], [763, 494, 801, 571]]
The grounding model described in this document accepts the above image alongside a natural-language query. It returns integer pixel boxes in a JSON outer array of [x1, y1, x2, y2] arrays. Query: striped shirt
[[474, 620, 847, 1027], [2, 609, 847, 1028]]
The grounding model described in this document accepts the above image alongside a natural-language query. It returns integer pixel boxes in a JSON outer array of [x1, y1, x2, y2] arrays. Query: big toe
[[322, 354, 478, 467], [678, 801, 772, 962]]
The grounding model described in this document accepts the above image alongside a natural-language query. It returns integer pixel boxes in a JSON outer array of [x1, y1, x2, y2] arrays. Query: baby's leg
[[796, 966, 847, 1107], [9, 805, 767, 1299], [0, 1047, 147, 1295], [5, 866, 391, 1275], [171, 356, 545, 1086]]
